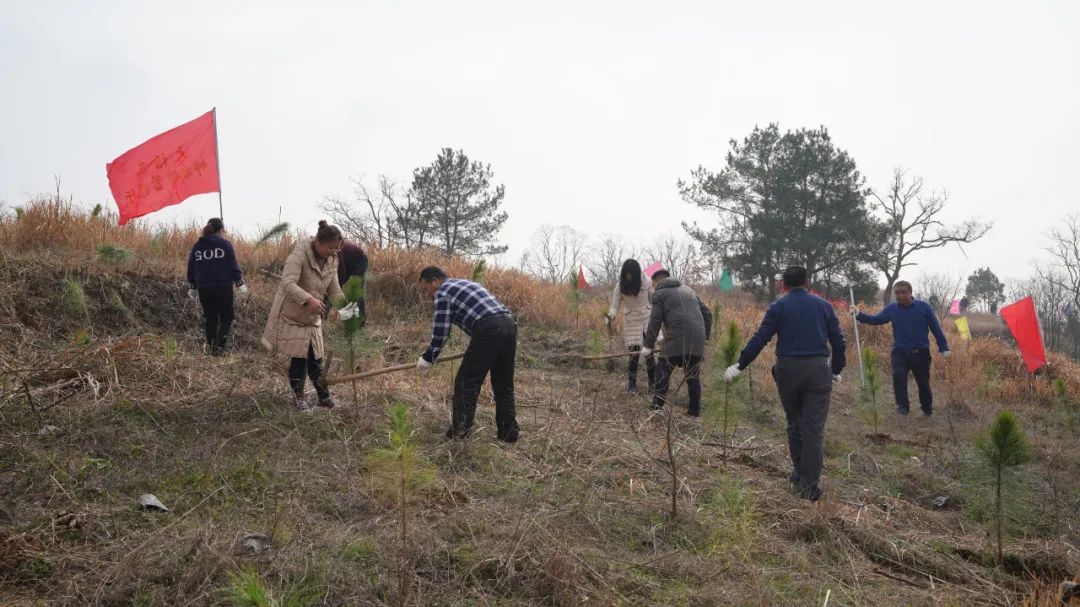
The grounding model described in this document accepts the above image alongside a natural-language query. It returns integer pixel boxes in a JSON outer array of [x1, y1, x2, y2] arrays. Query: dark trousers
[[452, 314, 519, 441], [197, 286, 234, 354], [773, 356, 832, 493], [652, 355, 703, 414], [289, 344, 330, 400], [891, 348, 933, 414], [627, 345, 656, 391]]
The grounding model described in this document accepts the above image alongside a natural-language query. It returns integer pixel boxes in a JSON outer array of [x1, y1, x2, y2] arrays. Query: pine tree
[[975, 410, 1032, 567]]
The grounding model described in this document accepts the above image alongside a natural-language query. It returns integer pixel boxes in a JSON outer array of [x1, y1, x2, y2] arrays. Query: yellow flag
[[955, 316, 971, 341]]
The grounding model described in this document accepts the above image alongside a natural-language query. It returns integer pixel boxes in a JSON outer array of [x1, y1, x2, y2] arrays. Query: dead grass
[[2, 201, 1080, 605]]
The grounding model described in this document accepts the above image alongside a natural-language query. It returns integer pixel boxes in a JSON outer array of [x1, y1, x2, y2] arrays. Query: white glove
[[338, 302, 360, 321], [833, 374, 842, 384], [187, 289, 197, 300], [941, 350, 951, 359], [640, 347, 653, 357], [416, 356, 433, 371], [724, 364, 742, 382], [237, 284, 249, 295]]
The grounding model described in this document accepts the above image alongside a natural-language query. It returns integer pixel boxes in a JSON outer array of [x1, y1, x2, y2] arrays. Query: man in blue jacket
[[725, 266, 845, 502], [854, 280, 949, 417]]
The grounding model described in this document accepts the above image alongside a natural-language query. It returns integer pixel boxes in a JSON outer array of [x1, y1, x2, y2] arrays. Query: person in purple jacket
[[187, 218, 246, 356], [854, 280, 950, 417]]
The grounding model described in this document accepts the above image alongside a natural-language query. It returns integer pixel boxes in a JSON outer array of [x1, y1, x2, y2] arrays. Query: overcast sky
[[2, 1, 1077, 286]]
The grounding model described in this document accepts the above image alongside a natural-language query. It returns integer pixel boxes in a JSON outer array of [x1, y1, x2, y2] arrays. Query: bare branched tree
[[873, 168, 992, 304], [913, 271, 964, 319], [520, 224, 589, 283], [321, 175, 431, 249], [644, 234, 708, 285], [1041, 215, 1080, 357], [589, 234, 632, 288]]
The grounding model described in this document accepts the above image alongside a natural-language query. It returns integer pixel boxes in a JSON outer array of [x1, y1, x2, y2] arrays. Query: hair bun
[[317, 220, 328, 228]]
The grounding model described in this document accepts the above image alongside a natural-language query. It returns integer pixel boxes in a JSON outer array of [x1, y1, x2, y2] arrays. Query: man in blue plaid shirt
[[417, 266, 520, 442]]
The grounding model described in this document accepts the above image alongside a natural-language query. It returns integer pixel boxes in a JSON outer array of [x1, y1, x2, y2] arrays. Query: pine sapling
[[718, 320, 742, 471], [975, 410, 1032, 567], [858, 349, 884, 436], [338, 275, 367, 403], [470, 259, 487, 283]]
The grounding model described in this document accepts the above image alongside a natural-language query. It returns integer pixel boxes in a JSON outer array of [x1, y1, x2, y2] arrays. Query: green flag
[[719, 268, 734, 292]]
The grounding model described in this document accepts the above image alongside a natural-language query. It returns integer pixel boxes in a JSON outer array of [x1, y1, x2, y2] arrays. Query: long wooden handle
[[580, 348, 661, 361], [324, 352, 466, 386]]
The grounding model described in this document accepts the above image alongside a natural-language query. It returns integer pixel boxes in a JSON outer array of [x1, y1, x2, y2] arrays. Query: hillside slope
[[2, 219, 1079, 605]]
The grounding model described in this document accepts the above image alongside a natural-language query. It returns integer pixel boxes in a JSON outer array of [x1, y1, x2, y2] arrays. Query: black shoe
[[799, 485, 822, 502], [896, 407, 910, 416], [649, 402, 664, 411], [788, 470, 800, 485], [316, 396, 336, 409], [445, 426, 472, 440], [685, 408, 701, 418], [628, 387, 638, 397], [497, 427, 520, 443], [921, 409, 933, 418]]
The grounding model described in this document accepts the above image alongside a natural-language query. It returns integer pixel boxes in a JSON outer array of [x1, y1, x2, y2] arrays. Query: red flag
[[577, 266, 589, 290], [106, 110, 220, 225], [999, 296, 1047, 374]]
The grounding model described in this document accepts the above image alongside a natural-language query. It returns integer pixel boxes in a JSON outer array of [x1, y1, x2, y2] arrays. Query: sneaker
[[316, 396, 336, 409], [896, 407, 911, 416], [294, 396, 313, 413]]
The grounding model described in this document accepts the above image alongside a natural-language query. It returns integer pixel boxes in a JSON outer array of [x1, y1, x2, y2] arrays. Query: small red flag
[[577, 266, 589, 290], [999, 296, 1047, 374], [106, 110, 220, 225]]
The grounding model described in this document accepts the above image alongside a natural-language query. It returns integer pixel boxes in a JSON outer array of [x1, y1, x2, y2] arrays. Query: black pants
[[452, 314, 519, 441], [772, 356, 833, 493], [289, 344, 330, 400], [891, 348, 933, 414], [627, 345, 656, 391], [652, 355, 703, 414], [197, 286, 234, 354]]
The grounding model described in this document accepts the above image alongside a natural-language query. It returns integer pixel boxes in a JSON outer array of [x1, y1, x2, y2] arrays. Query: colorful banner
[[106, 109, 220, 225], [643, 261, 663, 278], [999, 297, 1047, 373], [954, 316, 971, 341], [577, 266, 589, 290], [949, 299, 961, 315], [719, 268, 734, 292]]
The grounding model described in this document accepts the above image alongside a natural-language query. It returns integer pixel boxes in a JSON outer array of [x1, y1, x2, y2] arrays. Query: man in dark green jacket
[[642, 270, 712, 416]]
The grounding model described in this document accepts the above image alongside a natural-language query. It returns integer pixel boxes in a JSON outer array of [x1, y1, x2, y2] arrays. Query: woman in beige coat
[[261, 221, 346, 412], [606, 259, 657, 396]]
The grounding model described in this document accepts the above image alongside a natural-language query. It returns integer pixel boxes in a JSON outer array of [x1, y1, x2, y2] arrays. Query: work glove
[[941, 350, 951, 359], [416, 356, 433, 371], [338, 302, 361, 321], [237, 284, 249, 295], [187, 289, 197, 300], [724, 364, 742, 382], [640, 347, 653, 357], [832, 374, 842, 384]]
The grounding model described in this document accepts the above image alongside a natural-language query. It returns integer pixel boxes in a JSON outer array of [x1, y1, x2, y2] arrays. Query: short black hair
[[419, 266, 448, 283], [782, 266, 808, 288], [652, 269, 671, 281], [894, 280, 912, 292]]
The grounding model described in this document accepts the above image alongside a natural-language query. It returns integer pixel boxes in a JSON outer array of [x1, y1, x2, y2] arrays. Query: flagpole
[[850, 287, 865, 387], [212, 107, 223, 221]]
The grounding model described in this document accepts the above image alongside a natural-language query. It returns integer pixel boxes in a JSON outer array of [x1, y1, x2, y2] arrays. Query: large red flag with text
[[999, 296, 1047, 373], [106, 110, 219, 225]]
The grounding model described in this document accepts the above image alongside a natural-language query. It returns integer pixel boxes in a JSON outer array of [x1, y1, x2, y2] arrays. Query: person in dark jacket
[[854, 280, 950, 417], [726, 266, 845, 501], [641, 269, 712, 416], [336, 241, 368, 324], [186, 218, 246, 356]]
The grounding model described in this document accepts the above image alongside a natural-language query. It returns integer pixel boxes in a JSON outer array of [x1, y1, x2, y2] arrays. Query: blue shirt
[[738, 288, 847, 375], [856, 300, 949, 353], [423, 279, 510, 362], [187, 234, 243, 289]]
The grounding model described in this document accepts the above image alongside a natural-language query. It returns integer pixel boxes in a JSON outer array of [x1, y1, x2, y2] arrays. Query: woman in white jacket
[[606, 259, 658, 396]]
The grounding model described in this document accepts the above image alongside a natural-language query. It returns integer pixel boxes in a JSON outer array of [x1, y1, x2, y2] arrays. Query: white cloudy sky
[[2, 0, 1077, 285]]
